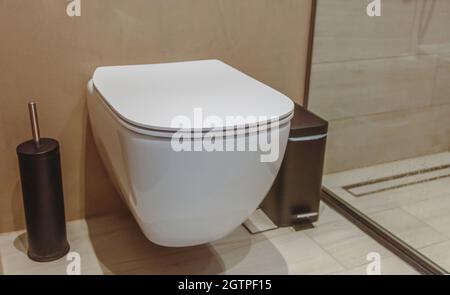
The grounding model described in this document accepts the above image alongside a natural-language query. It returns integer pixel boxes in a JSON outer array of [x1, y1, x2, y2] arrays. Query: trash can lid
[[289, 104, 328, 138]]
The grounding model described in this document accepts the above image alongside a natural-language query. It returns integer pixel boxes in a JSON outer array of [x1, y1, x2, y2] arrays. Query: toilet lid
[[92, 60, 294, 132]]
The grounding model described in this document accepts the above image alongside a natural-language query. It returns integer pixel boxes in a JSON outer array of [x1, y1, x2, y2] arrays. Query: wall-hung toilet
[[87, 60, 294, 247]]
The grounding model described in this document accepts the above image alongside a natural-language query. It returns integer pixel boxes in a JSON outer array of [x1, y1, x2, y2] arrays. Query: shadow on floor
[[13, 232, 28, 255], [84, 213, 250, 275], [9, 203, 289, 274]]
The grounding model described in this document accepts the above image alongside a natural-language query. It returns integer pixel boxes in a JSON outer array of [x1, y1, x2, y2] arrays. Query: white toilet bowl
[[87, 60, 294, 247]]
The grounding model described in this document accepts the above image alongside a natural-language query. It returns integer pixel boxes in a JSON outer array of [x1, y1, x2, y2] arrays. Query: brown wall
[[0, 0, 312, 233]]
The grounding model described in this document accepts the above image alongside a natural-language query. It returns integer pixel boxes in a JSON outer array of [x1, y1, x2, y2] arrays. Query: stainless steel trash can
[[261, 103, 328, 227]]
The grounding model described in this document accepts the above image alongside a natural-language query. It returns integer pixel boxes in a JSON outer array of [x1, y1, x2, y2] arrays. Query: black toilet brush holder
[[16, 102, 70, 262]]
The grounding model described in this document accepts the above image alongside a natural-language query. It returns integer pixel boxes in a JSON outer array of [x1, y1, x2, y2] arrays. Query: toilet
[[87, 60, 294, 247]]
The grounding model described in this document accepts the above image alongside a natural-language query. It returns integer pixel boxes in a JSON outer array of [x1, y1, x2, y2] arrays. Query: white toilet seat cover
[[92, 60, 294, 132]]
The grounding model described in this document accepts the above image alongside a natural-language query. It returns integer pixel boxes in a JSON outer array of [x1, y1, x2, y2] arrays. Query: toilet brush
[[16, 102, 70, 262]]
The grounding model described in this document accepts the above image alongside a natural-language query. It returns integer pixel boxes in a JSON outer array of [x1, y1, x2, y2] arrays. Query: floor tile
[[221, 227, 344, 275], [304, 219, 393, 269], [369, 208, 448, 249], [324, 152, 450, 188], [420, 240, 450, 272], [0, 220, 103, 275], [0, 202, 416, 275], [402, 194, 450, 238], [323, 153, 450, 272], [332, 256, 419, 275]]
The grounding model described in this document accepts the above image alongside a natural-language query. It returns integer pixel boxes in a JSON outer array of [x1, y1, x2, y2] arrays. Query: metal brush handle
[[28, 102, 40, 146]]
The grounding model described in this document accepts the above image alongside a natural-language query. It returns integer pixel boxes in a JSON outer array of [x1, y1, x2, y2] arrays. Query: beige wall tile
[[432, 54, 450, 106], [324, 105, 450, 173], [415, 0, 450, 50], [311, 0, 450, 173], [313, 0, 416, 63], [309, 55, 437, 120], [0, 0, 312, 233]]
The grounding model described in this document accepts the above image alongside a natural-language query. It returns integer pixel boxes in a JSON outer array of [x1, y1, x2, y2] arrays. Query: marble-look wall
[[309, 0, 450, 173]]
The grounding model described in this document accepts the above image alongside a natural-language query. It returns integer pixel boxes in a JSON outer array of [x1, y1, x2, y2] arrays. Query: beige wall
[[309, 0, 450, 173], [0, 0, 312, 233]]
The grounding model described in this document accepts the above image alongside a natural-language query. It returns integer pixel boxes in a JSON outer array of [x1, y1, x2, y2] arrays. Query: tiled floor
[[0, 202, 418, 275], [324, 152, 450, 272]]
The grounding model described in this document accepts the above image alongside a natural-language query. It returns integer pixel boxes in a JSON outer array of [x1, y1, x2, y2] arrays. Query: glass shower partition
[[308, 0, 450, 273]]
